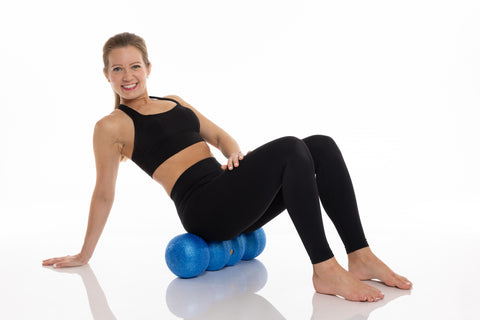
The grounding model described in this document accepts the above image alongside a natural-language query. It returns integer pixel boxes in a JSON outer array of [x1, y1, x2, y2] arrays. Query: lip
[[121, 83, 138, 91]]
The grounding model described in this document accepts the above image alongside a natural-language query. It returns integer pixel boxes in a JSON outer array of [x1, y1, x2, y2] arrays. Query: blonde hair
[[102, 32, 151, 109]]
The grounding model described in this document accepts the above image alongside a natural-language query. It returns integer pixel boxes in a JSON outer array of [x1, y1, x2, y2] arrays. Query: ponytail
[[114, 92, 121, 110]]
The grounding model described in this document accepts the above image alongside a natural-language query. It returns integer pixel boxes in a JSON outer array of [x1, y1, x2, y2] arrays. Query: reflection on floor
[[310, 281, 410, 320], [44, 265, 117, 320], [44, 260, 288, 320], [166, 260, 284, 319], [43, 259, 412, 320]]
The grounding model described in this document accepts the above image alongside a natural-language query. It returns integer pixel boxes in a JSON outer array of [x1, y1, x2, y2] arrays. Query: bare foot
[[348, 247, 412, 290], [313, 257, 384, 302]]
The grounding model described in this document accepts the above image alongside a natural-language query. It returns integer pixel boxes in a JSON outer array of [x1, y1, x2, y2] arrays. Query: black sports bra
[[118, 96, 205, 177]]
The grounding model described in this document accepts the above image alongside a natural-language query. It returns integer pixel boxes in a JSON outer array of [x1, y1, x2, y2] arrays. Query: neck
[[120, 92, 150, 109]]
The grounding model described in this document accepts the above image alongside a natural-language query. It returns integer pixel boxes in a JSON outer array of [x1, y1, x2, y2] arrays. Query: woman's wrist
[[78, 250, 92, 264]]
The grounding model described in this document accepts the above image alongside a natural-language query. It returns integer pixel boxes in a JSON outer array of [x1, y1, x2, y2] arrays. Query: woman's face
[[104, 46, 151, 101]]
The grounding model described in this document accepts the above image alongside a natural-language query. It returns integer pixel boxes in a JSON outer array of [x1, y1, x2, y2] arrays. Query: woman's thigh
[[180, 137, 301, 241]]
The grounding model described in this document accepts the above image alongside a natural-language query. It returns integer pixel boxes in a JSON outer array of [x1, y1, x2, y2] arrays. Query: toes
[[363, 294, 382, 302], [377, 291, 385, 300], [398, 278, 413, 289], [385, 274, 412, 289], [391, 274, 411, 289], [351, 288, 383, 302], [373, 290, 384, 302], [367, 288, 384, 302], [398, 275, 412, 289]]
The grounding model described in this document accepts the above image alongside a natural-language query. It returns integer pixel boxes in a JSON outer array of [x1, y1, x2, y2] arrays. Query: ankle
[[348, 247, 374, 263], [313, 257, 340, 276]]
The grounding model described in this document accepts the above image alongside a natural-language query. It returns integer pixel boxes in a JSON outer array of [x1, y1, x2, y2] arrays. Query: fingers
[[226, 152, 245, 170], [42, 255, 83, 268], [221, 151, 250, 171], [42, 257, 65, 266]]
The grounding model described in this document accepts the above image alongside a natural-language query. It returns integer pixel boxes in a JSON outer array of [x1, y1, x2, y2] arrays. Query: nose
[[122, 69, 134, 81]]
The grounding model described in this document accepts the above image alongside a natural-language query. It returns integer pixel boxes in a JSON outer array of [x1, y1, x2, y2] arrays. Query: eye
[[112, 67, 122, 72], [132, 65, 141, 69]]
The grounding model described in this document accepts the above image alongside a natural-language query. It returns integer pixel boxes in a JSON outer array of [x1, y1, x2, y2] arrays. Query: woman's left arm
[[166, 95, 245, 170]]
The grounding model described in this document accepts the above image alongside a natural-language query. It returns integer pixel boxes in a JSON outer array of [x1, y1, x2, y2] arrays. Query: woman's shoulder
[[163, 94, 188, 105], [94, 110, 126, 136], [163, 95, 199, 112], [163, 94, 181, 100]]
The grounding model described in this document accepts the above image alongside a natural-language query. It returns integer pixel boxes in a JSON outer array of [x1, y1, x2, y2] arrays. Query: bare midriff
[[151, 141, 215, 196]]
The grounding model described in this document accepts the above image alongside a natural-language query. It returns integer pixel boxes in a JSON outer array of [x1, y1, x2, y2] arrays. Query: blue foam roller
[[226, 235, 246, 266], [242, 228, 266, 260], [207, 241, 231, 271], [165, 233, 209, 278]]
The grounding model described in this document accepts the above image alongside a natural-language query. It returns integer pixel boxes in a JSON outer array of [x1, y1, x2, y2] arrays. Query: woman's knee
[[275, 136, 313, 162], [303, 135, 341, 159], [283, 137, 317, 170], [251, 136, 314, 169]]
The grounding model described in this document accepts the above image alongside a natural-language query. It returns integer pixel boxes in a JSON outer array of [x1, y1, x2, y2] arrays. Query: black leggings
[[170, 135, 368, 264]]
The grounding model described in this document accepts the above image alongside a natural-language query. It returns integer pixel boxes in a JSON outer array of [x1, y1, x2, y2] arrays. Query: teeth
[[123, 84, 137, 89]]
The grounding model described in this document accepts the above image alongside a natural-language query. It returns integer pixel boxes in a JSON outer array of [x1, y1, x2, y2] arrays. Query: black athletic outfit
[[118, 96, 368, 264]]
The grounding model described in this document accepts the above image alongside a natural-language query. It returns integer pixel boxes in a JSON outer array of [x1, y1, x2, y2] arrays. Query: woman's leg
[[181, 136, 334, 263], [245, 135, 368, 254], [302, 135, 368, 253], [180, 136, 385, 301], [240, 135, 411, 292], [303, 136, 412, 289]]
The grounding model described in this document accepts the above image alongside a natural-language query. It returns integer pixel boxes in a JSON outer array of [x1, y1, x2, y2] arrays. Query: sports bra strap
[[150, 96, 180, 104], [117, 104, 140, 119], [117, 96, 180, 118]]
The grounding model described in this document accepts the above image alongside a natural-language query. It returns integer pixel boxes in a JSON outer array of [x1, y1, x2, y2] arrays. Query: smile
[[122, 83, 138, 91]]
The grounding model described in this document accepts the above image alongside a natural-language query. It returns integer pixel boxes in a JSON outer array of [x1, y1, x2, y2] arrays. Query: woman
[[43, 32, 412, 302]]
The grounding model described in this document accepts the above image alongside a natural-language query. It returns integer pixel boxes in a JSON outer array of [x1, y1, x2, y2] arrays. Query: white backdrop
[[1, 0, 479, 257]]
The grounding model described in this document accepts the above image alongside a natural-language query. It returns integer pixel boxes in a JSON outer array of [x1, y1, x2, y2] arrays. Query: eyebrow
[[111, 61, 142, 68]]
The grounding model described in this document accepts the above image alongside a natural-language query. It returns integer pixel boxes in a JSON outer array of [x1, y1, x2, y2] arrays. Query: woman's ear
[[147, 63, 152, 78]]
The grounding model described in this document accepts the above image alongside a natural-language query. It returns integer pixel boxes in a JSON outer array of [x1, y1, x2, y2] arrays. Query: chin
[[118, 88, 146, 100]]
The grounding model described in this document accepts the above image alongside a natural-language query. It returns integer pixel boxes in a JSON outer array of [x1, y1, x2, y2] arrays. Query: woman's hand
[[42, 254, 88, 268], [222, 151, 250, 171]]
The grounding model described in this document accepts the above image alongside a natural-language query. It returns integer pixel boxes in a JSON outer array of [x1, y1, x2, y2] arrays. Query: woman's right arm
[[42, 117, 122, 268]]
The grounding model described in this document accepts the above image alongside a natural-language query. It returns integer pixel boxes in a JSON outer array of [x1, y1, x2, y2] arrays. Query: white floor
[[2, 195, 479, 319]]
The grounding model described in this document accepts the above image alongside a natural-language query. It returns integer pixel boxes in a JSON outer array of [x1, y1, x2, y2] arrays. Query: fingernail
[[53, 264, 57, 268]]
